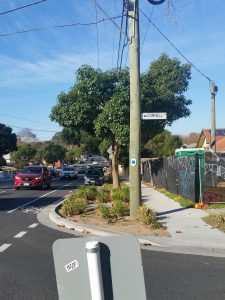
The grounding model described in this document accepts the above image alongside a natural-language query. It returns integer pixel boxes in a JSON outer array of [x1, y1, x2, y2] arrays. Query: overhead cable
[[92, 0, 127, 37], [140, 5, 154, 53], [0, 15, 123, 38], [0, 112, 57, 126], [116, 1, 126, 69], [111, 0, 117, 68], [119, 8, 129, 70], [0, 0, 47, 16], [94, 1, 100, 68], [6, 124, 58, 133], [139, 8, 213, 82]]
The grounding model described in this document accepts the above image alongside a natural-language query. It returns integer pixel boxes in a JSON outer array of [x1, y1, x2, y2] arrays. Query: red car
[[14, 166, 51, 190]]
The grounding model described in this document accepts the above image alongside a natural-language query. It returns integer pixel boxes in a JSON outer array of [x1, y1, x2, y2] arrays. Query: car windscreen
[[86, 170, 101, 176], [62, 167, 74, 171], [21, 167, 42, 174]]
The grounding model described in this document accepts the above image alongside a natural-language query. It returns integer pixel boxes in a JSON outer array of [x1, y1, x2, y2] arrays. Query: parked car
[[48, 168, 57, 177], [78, 165, 87, 174], [14, 166, 51, 190], [84, 169, 104, 185], [59, 166, 78, 179]]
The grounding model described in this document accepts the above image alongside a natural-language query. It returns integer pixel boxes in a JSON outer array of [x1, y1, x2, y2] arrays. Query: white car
[[59, 166, 78, 179]]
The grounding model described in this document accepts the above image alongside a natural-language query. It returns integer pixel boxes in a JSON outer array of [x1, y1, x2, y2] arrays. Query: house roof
[[196, 128, 225, 152]]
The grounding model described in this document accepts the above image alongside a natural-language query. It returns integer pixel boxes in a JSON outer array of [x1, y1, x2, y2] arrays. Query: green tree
[[80, 130, 101, 155], [141, 53, 192, 144], [65, 146, 84, 164], [36, 143, 66, 167], [50, 56, 192, 188], [99, 138, 111, 157], [10, 144, 36, 169], [0, 123, 17, 156], [144, 130, 182, 157]]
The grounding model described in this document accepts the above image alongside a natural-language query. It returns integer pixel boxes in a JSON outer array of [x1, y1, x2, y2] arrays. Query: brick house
[[196, 129, 225, 152]]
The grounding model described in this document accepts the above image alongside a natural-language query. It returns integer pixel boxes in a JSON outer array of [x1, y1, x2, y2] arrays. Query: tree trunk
[[111, 137, 120, 189]]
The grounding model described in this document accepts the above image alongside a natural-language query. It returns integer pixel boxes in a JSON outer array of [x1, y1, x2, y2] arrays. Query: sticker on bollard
[[53, 235, 147, 300]]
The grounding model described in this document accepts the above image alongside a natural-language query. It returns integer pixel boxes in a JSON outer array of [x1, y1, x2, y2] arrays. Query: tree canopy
[[50, 54, 192, 186], [35, 143, 66, 166], [144, 130, 183, 157], [10, 144, 36, 169], [0, 123, 17, 156]]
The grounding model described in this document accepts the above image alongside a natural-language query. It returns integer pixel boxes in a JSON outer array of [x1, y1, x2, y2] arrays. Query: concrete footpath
[[46, 182, 225, 257]]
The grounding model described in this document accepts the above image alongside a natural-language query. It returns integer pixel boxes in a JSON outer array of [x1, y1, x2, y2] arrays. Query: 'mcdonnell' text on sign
[[141, 112, 167, 120]]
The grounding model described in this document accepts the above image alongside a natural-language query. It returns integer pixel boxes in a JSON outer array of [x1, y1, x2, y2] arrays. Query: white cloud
[[0, 51, 114, 87]]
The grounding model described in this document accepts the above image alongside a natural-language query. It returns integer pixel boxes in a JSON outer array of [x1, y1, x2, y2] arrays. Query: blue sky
[[0, 0, 224, 141]]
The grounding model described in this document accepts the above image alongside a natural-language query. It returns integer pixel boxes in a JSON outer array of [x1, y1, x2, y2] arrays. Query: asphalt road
[[0, 177, 225, 300]]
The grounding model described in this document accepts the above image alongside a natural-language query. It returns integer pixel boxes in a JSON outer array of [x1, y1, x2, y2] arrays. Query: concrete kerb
[[48, 199, 162, 247]]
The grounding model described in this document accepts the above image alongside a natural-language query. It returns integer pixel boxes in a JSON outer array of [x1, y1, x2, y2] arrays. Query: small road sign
[[141, 112, 167, 120], [131, 158, 136, 166]]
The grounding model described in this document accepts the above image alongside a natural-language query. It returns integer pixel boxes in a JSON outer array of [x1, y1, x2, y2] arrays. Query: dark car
[[84, 169, 104, 185], [48, 168, 57, 177], [14, 166, 51, 190]]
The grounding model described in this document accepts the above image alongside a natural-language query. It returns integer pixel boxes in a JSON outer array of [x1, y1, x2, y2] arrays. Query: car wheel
[[15, 186, 20, 190]]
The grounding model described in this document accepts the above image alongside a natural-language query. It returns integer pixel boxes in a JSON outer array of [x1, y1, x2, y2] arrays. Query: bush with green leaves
[[60, 194, 87, 216], [75, 185, 98, 201], [111, 200, 129, 219], [97, 201, 129, 223], [101, 183, 113, 194], [112, 185, 129, 202], [96, 191, 110, 203], [97, 205, 112, 223], [137, 205, 163, 229]]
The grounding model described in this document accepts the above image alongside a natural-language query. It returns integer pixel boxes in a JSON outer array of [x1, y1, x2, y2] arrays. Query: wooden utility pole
[[128, 0, 141, 217], [210, 81, 218, 152]]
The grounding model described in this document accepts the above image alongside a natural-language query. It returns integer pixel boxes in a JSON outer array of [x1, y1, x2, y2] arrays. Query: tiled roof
[[197, 128, 225, 151]]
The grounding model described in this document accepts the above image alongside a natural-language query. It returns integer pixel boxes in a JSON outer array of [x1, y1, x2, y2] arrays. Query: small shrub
[[137, 205, 163, 229], [112, 186, 130, 203], [61, 195, 87, 216], [101, 183, 113, 194], [96, 191, 110, 203], [75, 186, 88, 198], [97, 205, 112, 223], [75, 185, 98, 201], [111, 200, 129, 219]]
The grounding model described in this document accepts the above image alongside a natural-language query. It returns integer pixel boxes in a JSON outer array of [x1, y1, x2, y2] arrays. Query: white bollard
[[86, 241, 105, 300]]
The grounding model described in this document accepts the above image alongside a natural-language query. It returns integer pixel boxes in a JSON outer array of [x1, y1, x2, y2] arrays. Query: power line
[[92, 0, 127, 37], [0, 0, 47, 16], [111, 0, 117, 68], [139, 8, 213, 82], [94, 1, 100, 68], [0, 112, 57, 126], [140, 5, 154, 53], [119, 7, 129, 70], [6, 124, 59, 133], [0, 15, 123, 38], [116, 1, 126, 69]]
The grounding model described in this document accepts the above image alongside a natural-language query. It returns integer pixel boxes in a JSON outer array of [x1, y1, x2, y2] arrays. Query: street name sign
[[141, 112, 167, 120], [53, 235, 147, 300]]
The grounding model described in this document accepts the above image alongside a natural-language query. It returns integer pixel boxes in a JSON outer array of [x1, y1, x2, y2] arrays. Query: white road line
[[0, 191, 5, 194], [28, 223, 39, 228], [14, 231, 27, 238], [0, 244, 11, 252], [7, 180, 79, 214]]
